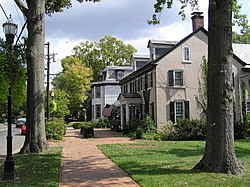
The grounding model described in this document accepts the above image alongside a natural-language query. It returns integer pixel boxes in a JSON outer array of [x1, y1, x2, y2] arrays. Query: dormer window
[[182, 45, 191, 62], [117, 71, 124, 80]]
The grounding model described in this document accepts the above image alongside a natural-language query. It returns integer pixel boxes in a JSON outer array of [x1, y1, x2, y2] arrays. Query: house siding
[[155, 31, 208, 129]]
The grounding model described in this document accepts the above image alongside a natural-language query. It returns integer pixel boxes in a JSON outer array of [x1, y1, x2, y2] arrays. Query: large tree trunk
[[194, 0, 242, 175], [20, 0, 48, 153]]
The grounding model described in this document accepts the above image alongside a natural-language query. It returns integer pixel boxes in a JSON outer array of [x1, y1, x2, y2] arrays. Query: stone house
[[118, 12, 250, 130]]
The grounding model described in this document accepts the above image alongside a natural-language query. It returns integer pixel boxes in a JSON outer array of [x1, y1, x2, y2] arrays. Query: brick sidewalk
[[50, 127, 139, 187]]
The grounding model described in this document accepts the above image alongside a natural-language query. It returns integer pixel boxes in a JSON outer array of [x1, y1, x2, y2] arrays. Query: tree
[[53, 56, 93, 115], [0, 39, 27, 119], [50, 89, 70, 119], [194, 0, 243, 175], [73, 35, 136, 81], [232, 0, 250, 43], [14, 0, 99, 153], [151, 0, 243, 174]]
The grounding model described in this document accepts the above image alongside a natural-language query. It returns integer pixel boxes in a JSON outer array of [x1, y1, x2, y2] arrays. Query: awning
[[102, 105, 114, 117]]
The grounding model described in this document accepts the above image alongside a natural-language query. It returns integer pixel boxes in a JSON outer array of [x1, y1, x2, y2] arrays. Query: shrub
[[169, 119, 206, 140], [71, 122, 83, 129], [95, 118, 110, 128], [157, 121, 175, 140], [110, 107, 121, 132], [123, 119, 140, 135], [124, 116, 156, 139], [45, 118, 66, 140], [80, 122, 94, 138], [234, 121, 250, 139]]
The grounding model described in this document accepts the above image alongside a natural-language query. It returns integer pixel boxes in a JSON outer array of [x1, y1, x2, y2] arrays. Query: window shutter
[[184, 101, 190, 119], [232, 73, 234, 87], [180, 71, 184, 86], [169, 70, 174, 86], [170, 101, 175, 122]]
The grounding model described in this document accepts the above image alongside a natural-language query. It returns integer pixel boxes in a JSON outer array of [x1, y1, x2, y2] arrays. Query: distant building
[[131, 54, 150, 71], [91, 66, 133, 120]]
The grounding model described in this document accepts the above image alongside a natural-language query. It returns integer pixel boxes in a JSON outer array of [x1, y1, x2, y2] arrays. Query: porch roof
[[117, 93, 142, 104]]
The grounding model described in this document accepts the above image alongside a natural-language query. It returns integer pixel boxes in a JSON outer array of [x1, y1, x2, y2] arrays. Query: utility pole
[[45, 42, 50, 120]]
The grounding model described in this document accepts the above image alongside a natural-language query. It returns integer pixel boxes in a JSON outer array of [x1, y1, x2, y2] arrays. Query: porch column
[[120, 105, 124, 129], [126, 104, 129, 124]]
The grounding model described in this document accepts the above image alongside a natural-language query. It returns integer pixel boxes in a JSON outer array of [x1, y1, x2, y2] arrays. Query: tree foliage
[[53, 56, 93, 114], [232, 0, 250, 43], [73, 35, 136, 81], [0, 39, 27, 118], [14, 0, 99, 153], [149, 0, 250, 43], [50, 89, 70, 118]]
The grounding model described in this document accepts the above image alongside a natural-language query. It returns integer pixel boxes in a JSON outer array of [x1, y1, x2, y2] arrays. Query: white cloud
[[46, 37, 87, 74]]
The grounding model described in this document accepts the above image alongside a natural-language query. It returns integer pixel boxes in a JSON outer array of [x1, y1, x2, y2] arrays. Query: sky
[[1, 0, 250, 75]]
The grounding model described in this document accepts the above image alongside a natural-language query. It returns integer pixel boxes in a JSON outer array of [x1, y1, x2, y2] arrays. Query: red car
[[21, 125, 26, 135]]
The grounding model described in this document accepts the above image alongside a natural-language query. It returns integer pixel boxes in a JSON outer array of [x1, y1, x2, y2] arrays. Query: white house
[[91, 66, 133, 120]]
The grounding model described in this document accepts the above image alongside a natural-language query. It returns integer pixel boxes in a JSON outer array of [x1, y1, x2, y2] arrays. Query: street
[[0, 123, 25, 164]]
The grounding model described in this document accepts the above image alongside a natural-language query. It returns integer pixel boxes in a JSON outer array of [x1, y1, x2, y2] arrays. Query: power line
[[0, 4, 9, 20]]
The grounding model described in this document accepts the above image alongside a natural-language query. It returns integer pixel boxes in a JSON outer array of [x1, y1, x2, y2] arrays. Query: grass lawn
[[0, 147, 62, 187], [99, 139, 250, 187]]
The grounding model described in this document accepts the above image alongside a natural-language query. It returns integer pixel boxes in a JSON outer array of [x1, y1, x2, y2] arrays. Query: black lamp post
[[2, 16, 18, 181]]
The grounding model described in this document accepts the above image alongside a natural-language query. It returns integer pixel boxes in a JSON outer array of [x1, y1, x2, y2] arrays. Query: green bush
[[80, 122, 94, 138], [124, 116, 156, 139], [45, 118, 66, 140], [71, 122, 83, 129], [95, 118, 110, 128], [169, 119, 206, 140], [110, 107, 121, 132], [234, 121, 250, 139]]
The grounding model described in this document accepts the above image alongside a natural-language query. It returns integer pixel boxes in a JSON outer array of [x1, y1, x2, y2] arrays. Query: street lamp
[[2, 15, 18, 181]]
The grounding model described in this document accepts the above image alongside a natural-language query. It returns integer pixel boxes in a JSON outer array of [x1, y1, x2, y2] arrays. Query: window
[[117, 71, 124, 80], [138, 78, 141, 92], [170, 101, 189, 122], [168, 70, 184, 86], [247, 101, 250, 113], [129, 82, 133, 93], [95, 86, 101, 98], [148, 72, 153, 88], [96, 104, 101, 118], [107, 69, 116, 80], [182, 46, 191, 62], [155, 48, 168, 59]]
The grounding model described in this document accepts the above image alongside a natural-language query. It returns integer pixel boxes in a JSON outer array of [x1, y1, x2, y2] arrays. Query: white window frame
[[96, 104, 101, 119], [169, 70, 184, 87], [182, 45, 191, 63], [175, 101, 185, 121], [95, 86, 101, 98]]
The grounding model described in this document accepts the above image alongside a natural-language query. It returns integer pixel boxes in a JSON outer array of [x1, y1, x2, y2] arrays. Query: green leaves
[[148, 0, 199, 25], [53, 56, 93, 114], [73, 35, 136, 81]]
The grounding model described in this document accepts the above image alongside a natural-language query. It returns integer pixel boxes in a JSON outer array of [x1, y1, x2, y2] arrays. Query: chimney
[[191, 12, 204, 31]]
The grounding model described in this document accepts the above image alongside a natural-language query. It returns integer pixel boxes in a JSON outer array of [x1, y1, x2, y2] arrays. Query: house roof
[[102, 66, 133, 72], [120, 27, 250, 85], [233, 44, 250, 65], [147, 40, 178, 48], [117, 93, 142, 100], [120, 27, 208, 84], [132, 54, 150, 59]]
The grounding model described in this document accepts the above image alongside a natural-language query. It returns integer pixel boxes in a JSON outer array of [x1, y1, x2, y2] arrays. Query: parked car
[[16, 118, 26, 128], [21, 125, 26, 135]]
